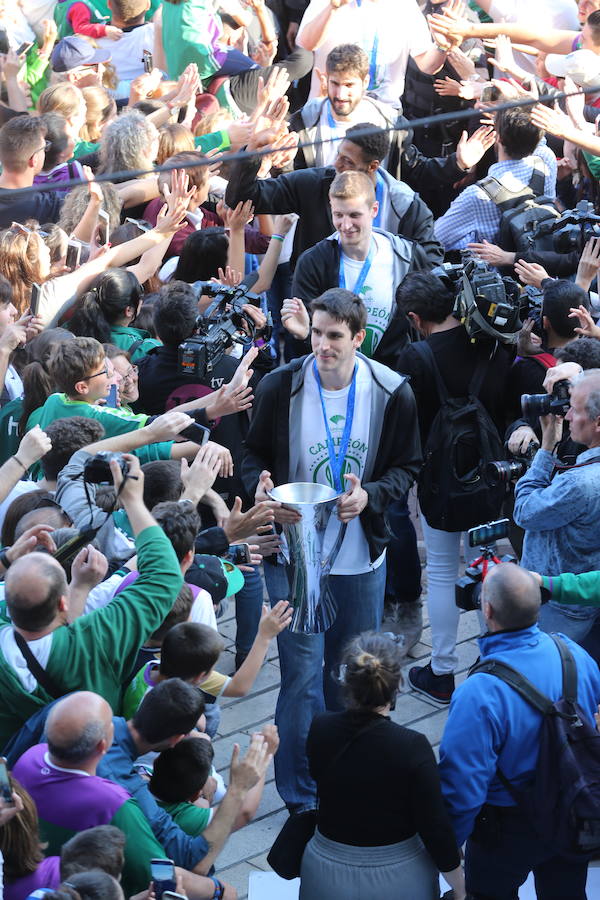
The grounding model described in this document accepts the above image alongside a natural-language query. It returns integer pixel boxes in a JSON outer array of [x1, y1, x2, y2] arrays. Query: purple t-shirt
[[4, 856, 61, 900], [13, 744, 130, 832]]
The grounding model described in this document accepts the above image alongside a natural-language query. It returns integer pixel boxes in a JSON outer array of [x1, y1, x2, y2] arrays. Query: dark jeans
[[385, 494, 422, 605], [466, 805, 588, 899], [234, 564, 264, 658], [219, 47, 313, 115]]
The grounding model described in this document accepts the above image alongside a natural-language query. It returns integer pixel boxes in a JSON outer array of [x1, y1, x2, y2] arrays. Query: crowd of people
[[1, 0, 600, 897]]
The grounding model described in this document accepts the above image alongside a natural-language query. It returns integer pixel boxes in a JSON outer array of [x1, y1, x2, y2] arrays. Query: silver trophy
[[269, 482, 347, 634]]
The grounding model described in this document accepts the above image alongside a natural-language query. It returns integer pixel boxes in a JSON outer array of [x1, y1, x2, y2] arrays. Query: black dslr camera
[[179, 272, 272, 380], [521, 378, 571, 419], [486, 440, 539, 486], [455, 519, 516, 611], [83, 451, 129, 485]]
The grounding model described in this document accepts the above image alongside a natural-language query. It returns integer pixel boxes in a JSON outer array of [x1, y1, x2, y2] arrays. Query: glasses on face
[[31, 141, 51, 159], [83, 365, 109, 381], [121, 365, 138, 382]]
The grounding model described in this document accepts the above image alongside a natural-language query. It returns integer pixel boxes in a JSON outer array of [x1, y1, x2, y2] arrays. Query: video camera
[[455, 518, 517, 611], [532, 200, 600, 256], [178, 272, 272, 380], [433, 254, 522, 345], [521, 378, 571, 419]]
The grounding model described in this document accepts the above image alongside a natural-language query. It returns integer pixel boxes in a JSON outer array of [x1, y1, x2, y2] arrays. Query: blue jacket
[[98, 717, 209, 870], [439, 625, 600, 846], [514, 447, 600, 576]]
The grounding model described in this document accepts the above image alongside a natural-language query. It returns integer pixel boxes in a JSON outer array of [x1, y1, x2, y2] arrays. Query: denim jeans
[[466, 805, 588, 899], [538, 599, 600, 645], [385, 495, 422, 604], [234, 565, 264, 659], [264, 559, 386, 811], [421, 515, 469, 675]]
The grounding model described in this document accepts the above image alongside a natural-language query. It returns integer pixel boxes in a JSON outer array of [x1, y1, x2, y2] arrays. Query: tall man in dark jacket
[[242, 288, 422, 811], [225, 123, 443, 268]]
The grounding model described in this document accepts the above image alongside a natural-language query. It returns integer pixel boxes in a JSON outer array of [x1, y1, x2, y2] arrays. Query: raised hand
[[568, 304, 600, 339], [257, 600, 293, 639], [514, 259, 550, 289], [280, 297, 310, 340], [456, 126, 496, 170]]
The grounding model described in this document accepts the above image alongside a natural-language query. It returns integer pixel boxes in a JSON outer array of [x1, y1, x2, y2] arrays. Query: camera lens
[[485, 460, 526, 485], [521, 392, 552, 418]]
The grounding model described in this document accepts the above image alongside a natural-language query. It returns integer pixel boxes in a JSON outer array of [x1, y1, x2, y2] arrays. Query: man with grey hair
[[439, 563, 600, 898], [514, 368, 600, 642], [12, 691, 236, 898]]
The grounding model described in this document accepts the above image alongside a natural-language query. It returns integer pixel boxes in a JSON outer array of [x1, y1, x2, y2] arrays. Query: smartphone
[[481, 84, 500, 103], [0, 757, 14, 806], [225, 543, 252, 565], [66, 240, 81, 270], [16, 41, 33, 56], [179, 422, 210, 445], [468, 518, 510, 548], [30, 283, 42, 317], [150, 859, 176, 900], [125, 217, 151, 236], [98, 209, 110, 247], [105, 383, 118, 408], [142, 49, 153, 73], [0, 29, 9, 55]]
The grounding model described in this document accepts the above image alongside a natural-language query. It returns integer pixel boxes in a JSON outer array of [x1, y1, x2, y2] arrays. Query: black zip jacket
[[241, 352, 422, 562]]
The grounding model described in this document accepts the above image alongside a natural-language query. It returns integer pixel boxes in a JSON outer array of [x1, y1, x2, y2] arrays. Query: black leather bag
[[267, 717, 384, 879]]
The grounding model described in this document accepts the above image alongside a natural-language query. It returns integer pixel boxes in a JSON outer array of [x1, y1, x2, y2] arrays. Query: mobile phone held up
[[98, 209, 110, 247], [150, 859, 176, 900], [179, 422, 210, 445], [225, 543, 252, 565], [105, 383, 118, 408], [142, 49, 153, 73], [30, 283, 42, 318], [66, 240, 82, 270], [0, 757, 14, 806]]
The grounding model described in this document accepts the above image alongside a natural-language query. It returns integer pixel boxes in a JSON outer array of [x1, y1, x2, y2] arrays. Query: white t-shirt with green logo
[[340, 232, 395, 358], [292, 358, 385, 575]]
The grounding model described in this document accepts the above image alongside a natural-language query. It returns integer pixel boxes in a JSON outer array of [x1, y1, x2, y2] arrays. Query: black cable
[[2, 86, 595, 201]]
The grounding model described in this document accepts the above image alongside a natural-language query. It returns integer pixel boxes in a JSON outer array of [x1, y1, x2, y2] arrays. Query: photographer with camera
[[0, 454, 186, 749], [514, 368, 600, 642], [396, 272, 514, 704]]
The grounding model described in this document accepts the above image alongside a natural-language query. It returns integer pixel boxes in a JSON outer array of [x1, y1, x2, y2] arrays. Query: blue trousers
[[264, 559, 386, 811], [234, 564, 264, 659]]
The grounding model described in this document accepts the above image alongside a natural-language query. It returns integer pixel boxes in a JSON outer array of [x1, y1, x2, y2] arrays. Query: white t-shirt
[[314, 97, 396, 167], [489, 0, 579, 72], [340, 231, 395, 358], [298, 0, 433, 106], [0, 626, 52, 692], [293, 357, 385, 574], [96, 23, 155, 100]]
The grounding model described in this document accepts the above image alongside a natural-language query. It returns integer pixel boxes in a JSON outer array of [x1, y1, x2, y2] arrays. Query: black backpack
[[478, 160, 560, 254], [414, 341, 505, 532], [470, 634, 600, 859]]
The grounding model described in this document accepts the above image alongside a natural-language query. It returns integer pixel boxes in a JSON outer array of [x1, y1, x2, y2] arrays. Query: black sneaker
[[408, 663, 455, 705]]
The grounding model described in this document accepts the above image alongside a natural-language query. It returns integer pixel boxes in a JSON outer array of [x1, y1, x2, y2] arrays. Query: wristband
[[12, 455, 27, 474], [271, 234, 284, 242], [0, 548, 11, 570], [209, 876, 225, 899]]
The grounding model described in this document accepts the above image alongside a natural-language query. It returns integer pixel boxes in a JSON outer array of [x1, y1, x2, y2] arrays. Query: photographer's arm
[[513, 438, 580, 530], [84, 411, 194, 455], [537, 570, 600, 606]]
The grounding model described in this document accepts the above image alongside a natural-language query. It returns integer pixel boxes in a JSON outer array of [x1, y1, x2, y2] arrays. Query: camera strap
[[13, 631, 62, 699], [553, 455, 600, 476]]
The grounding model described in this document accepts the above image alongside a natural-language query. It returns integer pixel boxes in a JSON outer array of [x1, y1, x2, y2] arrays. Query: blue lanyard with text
[[373, 170, 384, 228], [338, 238, 375, 295], [355, 0, 379, 89], [327, 102, 341, 132], [313, 360, 358, 492]]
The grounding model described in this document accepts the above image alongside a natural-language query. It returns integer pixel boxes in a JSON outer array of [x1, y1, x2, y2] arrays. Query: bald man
[[514, 369, 600, 642], [438, 563, 600, 899], [13, 692, 233, 899], [0, 454, 184, 748]]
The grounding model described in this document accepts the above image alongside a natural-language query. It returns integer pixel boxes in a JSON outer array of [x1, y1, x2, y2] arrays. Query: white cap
[[545, 49, 600, 90]]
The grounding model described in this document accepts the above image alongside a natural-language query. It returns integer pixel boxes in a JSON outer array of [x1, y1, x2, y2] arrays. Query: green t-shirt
[[109, 325, 161, 362], [194, 130, 231, 155], [159, 799, 211, 836], [73, 139, 101, 159], [26, 393, 173, 465]]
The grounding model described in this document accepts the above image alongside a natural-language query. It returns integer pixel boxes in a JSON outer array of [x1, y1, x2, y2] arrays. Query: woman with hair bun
[[300, 631, 465, 900]]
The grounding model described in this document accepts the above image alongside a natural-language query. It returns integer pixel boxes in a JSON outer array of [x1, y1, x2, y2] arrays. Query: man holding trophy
[[243, 287, 421, 812]]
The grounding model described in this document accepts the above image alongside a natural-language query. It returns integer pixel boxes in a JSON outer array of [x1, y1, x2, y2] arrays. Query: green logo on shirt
[[330, 414, 345, 425]]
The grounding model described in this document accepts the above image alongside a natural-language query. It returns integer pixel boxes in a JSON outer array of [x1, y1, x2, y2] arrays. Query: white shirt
[[96, 23, 155, 100], [340, 231, 395, 358], [298, 0, 433, 106], [293, 357, 385, 574], [0, 626, 53, 692], [489, 0, 579, 72]]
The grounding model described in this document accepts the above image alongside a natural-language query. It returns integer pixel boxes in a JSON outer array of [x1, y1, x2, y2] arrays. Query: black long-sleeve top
[[307, 709, 460, 872]]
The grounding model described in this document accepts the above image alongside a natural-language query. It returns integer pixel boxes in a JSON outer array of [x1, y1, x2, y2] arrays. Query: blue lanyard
[[338, 238, 375, 295], [326, 102, 341, 131], [355, 0, 378, 89], [313, 360, 358, 492], [373, 170, 384, 228]]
